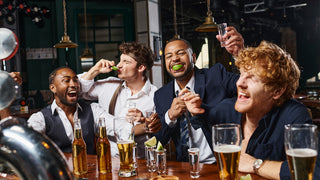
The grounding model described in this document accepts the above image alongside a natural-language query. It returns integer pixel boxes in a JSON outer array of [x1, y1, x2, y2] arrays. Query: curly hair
[[119, 42, 155, 79], [235, 41, 300, 106]]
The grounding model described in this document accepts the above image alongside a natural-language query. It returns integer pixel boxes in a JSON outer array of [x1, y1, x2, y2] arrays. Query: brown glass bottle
[[72, 119, 88, 176], [96, 117, 112, 173]]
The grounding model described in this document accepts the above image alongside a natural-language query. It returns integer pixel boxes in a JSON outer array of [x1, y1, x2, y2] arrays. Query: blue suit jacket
[[153, 63, 239, 161]]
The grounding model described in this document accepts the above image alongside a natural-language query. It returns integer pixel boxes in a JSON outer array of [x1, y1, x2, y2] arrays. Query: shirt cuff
[[165, 111, 177, 127]]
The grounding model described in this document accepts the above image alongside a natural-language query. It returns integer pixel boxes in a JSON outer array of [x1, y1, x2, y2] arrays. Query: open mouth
[[238, 91, 250, 100], [67, 90, 77, 99]]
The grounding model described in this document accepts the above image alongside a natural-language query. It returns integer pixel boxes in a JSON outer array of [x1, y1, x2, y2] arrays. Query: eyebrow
[[165, 48, 186, 56]]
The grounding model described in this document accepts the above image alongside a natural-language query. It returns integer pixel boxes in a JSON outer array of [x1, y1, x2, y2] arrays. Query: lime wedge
[[240, 174, 252, 180], [172, 64, 183, 70], [111, 66, 118, 70], [145, 136, 157, 147], [156, 141, 164, 151]]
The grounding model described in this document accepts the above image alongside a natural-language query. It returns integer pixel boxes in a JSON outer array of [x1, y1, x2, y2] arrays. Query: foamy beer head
[[213, 124, 242, 180], [284, 124, 318, 180]]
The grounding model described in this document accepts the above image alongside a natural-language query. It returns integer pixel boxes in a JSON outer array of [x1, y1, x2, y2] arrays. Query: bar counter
[[63, 153, 267, 180]]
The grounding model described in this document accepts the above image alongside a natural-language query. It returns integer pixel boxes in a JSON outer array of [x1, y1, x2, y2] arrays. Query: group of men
[[8, 25, 320, 179]]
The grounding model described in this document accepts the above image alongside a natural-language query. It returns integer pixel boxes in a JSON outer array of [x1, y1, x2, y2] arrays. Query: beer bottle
[[96, 117, 112, 173], [72, 119, 88, 176]]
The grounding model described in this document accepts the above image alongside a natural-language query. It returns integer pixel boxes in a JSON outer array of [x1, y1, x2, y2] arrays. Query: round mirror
[[0, 28, 19, 61]]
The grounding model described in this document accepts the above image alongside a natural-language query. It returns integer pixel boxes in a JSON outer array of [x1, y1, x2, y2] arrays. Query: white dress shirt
[[28, 100, 114, 146], [78, 74, 158, 158], [165, 75, 215, 164]]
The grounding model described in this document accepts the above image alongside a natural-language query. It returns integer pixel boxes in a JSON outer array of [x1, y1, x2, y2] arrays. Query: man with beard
[[153, 26, 244, 163], [28, 67, 113, 154]]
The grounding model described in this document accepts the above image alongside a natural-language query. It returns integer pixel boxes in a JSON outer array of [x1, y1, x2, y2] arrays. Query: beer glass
[[114, 117, 136, 177], [212, 123, 242, 180], [284, 124, 318, 180]]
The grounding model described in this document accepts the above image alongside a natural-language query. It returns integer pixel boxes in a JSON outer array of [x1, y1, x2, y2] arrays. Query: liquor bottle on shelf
[[72, 118, 88, 176], [96, 117, 112, 174]]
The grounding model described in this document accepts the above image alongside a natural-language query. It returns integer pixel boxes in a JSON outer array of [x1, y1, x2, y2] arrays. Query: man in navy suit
[[153, 26, 244, 163]]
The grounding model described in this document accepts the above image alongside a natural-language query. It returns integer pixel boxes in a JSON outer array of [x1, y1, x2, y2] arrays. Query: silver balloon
[[0, 116, 74, 179], [0, 71, 18, 110]]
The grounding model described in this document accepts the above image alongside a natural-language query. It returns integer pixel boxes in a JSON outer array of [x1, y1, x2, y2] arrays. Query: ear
[[138, 64, 146, 73], [192, 53, 197, 63], [49, 84, 56, 94], [272, 87, 286, 100]]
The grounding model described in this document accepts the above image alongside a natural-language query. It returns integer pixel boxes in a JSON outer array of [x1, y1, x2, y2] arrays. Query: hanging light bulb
[[80, 0, 93, 61], [54, 0, 78, 49], [195, 0, 218, 32]]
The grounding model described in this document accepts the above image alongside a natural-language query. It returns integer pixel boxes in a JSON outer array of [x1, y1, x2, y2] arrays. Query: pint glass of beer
[[114, 117, 136, 177], [212, 123, 242, 180], [284, 124, 318, 180]]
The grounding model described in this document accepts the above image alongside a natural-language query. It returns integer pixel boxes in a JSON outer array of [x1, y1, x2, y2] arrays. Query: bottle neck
[[99, 126, 107, 138], [74, 128, 83, 139]]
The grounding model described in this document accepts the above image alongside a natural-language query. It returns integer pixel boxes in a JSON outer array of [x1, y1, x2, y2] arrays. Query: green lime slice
[[111, 66, 118, 70], [240, 174, 252, 180], [156, 141, 164, 151], [145, 136, 157, 147], [172, 64, 183, 70]]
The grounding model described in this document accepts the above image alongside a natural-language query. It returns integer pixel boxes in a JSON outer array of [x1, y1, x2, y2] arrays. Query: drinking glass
[[188, 148, 200, 178], [284, 124, 318, 180], [146, 145, 156, 172], [212, 123, 242, 180], [156, 149, 167, 175], [217, 23, 228, 47], [113, 117, 136, 177]]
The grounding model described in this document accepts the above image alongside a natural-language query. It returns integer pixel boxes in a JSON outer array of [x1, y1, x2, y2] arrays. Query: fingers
[[9, 72, 22, 85]]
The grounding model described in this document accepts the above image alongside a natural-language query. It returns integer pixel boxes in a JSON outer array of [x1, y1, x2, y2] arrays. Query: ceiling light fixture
[[54, 0, 78, 49], [80, 0, 94, 61], [173, 0, 180, 39], [195, 0, 218, 32]]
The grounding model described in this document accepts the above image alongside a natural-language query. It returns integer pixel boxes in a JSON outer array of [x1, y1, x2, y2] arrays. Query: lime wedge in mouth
[[172, 64, 183, 70], [111, 66, 118, 70]]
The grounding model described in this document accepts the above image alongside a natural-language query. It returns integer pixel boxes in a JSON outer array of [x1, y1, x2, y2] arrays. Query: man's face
[[235, 68, 274, 114], [50, 68, 80, 106], [164, 40, 195, 80], [117, 54, 140, 81]]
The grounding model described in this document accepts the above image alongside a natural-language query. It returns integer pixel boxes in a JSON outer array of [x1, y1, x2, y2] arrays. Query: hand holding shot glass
[[213, 123, 242, 180], [284, 124, 318, 180]]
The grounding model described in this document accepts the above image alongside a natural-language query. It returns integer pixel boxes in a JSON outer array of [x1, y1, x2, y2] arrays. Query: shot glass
[[217, 23, 228, 47], [133, 143, 138, 169], [146, 145, 156, 172], [188, 148, 200, 178], [155, 149, 167, 175]]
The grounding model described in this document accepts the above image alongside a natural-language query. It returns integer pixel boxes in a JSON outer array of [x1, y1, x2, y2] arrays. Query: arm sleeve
[[28, 112, 46, 133]]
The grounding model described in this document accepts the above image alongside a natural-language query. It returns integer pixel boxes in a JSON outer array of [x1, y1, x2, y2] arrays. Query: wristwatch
[[253, 159, 263, 174]]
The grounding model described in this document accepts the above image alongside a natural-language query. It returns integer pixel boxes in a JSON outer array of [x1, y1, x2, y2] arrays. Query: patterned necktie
[[180, 113, 189, 162]]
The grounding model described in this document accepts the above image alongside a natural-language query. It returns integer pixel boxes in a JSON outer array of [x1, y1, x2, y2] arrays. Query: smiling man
[[28, 67, 113, 154], [153, 26, 244, 164], [183, 41, 320, 179]]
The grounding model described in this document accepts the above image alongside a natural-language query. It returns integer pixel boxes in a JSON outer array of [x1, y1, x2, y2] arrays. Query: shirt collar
[[174, 74, 195, 95], [50, 99, 82, 115], [122, 79, 152, 97]]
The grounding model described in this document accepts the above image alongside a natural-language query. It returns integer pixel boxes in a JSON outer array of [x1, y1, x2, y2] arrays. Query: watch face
[[254, 159, 263, 168]]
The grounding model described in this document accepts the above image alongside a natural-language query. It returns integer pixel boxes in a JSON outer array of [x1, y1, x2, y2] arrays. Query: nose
[[236, 76, 247, 89]]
